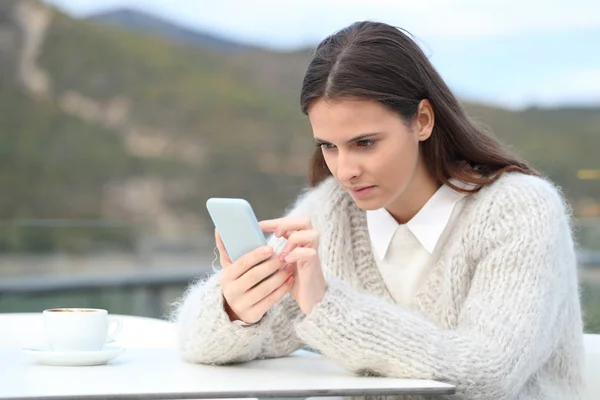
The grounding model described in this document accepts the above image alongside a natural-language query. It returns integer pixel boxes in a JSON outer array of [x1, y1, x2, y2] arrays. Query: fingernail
[[279, 252, 288, 262]]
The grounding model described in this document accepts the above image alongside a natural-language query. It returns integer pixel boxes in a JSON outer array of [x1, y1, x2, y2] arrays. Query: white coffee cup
[[43, 308, 123, 352]]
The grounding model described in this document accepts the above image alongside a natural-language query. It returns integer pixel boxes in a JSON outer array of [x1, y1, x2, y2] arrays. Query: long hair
[[300, 21, 540, 191]]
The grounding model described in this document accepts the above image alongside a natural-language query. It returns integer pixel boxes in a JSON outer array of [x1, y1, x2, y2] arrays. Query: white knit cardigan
[[174, 172, 585, 399]]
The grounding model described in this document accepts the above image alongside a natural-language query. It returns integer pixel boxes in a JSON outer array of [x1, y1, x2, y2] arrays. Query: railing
[[1, 252, 599, 319], [0, 265, 213, 318], [578, 250, 600, 266]]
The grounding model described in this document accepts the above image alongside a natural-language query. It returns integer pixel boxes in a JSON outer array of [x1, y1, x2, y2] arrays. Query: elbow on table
[[176, 333, 216, 364], [447, 354, 532, 399]]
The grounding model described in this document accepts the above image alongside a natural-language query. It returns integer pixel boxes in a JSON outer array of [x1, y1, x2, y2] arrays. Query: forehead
[[308, 98, 401, 139]]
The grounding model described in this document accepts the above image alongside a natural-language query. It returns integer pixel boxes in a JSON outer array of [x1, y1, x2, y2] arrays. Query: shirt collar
[[367, 180, 469, 257]]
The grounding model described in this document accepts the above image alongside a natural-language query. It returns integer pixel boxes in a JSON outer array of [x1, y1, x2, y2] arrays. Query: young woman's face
[[308, 98, 433, 211]]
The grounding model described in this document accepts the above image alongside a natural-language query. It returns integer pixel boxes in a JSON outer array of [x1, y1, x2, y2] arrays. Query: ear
[[415, 99, 434, 141]]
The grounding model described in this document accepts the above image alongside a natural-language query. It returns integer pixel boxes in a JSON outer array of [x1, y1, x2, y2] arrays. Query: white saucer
[[22, 345, 126, 366]]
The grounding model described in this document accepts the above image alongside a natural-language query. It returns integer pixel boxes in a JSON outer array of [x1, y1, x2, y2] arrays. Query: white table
[[0, 313, 455, 399], [584, 334, 600, 400]]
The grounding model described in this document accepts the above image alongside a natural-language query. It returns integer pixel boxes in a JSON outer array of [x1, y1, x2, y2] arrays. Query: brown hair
[[300, 21, 540, 191]]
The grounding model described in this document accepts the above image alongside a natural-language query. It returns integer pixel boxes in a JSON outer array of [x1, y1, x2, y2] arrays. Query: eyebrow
[[314, 132, 382, 145]]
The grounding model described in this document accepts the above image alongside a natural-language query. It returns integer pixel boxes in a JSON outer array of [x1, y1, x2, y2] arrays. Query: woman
[[174, 21, 584, 399]]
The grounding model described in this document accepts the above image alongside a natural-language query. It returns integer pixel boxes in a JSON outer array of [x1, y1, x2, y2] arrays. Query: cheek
[[376, 137, 420, 183]]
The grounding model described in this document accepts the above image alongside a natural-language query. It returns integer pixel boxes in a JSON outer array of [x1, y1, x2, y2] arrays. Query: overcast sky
[[43, 0, 600, 108]]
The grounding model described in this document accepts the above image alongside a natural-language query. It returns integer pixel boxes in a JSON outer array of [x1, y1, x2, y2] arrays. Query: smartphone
[[206, 198, 267, 262]]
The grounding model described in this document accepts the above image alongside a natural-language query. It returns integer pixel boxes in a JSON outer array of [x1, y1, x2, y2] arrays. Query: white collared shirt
[[366, 182, 468, 306]]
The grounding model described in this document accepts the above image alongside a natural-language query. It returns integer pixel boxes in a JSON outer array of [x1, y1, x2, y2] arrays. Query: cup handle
[[106, 318, 123, 343]]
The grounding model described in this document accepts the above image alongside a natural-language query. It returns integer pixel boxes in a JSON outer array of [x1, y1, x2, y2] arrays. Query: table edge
[[0, 385, 456, 400]]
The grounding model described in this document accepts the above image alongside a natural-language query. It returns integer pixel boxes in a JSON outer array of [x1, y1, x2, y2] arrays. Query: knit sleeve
[[174, 271, 303, 364], [294, 178, 579, 398], [173, 187, 320, 365]]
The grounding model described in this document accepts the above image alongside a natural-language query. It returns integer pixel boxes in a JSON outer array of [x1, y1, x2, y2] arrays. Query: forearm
[[295, 277, 561, 399], [175, 272, 304, 364], [174, 272, 266, 364]]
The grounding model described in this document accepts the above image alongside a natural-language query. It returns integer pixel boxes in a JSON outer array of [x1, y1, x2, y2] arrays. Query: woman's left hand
[[259, 217, 327, 315]]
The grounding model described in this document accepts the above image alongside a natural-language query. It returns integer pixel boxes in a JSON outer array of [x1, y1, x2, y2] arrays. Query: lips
[[348, 185, 375, 191], [347, 185, 377, 199]]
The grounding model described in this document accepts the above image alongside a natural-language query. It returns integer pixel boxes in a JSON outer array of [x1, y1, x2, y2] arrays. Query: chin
[[350, 196, 385, 211]]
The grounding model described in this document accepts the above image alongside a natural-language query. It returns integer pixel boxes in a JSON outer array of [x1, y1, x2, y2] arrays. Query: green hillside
[[1, 3, 599, 252], [0, 81, 138, 251], [466, 103, 600, 201], [40, 11, 312, 197]]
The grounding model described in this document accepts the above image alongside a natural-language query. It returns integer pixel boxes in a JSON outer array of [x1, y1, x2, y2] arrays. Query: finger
[[283, 247, 318, 266], [215, 229, 232, 267], [282, 230, 319, 254], [245, 266, 294, 306], [225, 267, 293, 324], [259, 219, 280, 233], [249, 274, 294, 315], [238, 255, 286, 289], [259, 217, 312, 237], [227, 245, 274, 281]]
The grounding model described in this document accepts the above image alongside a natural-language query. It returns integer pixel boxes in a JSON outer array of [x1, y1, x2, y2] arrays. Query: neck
[[385, 163, 440, 224]]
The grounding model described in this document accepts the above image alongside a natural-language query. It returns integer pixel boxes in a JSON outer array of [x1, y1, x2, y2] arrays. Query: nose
[[335, 150, 361, 183]]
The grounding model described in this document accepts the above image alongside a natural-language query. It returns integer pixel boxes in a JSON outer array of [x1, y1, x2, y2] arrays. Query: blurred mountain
[[87, 8, 255, 52], [1, 0, 599, 253]]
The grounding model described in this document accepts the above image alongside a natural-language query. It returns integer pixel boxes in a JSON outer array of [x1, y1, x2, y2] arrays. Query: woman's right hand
[[216, 230, 295, 324]]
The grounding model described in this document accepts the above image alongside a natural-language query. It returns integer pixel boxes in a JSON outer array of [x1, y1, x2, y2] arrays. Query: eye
[[317, 142, 336, 150], [357, 139, 376, 148]]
